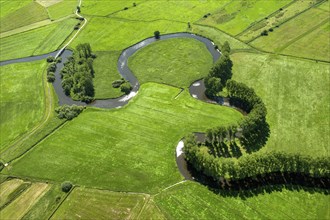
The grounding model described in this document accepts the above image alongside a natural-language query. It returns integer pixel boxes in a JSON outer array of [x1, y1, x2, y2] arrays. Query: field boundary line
[[47, 186, 75, 220], [247, 0, 327, 44], [275, 18, 329, 53]]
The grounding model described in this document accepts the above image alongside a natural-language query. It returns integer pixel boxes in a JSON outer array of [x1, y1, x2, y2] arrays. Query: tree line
[[61, 43, 96, 103], [184, 134, 330, 182]]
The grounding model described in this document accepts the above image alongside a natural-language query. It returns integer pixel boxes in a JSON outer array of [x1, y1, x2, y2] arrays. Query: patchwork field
[[0, 18, 77, 61], [5, 83, 241, 193]]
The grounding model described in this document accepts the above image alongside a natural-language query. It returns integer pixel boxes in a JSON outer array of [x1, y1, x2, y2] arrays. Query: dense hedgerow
[[55, 105, 85, 120]]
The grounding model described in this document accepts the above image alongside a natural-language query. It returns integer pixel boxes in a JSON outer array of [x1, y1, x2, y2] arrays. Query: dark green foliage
[[47, 72, 55, 82], [56, 57, 62, 63], [61, 181, 73, 193], [133, 3, 137, 7], [120, 82, 132, 94], [74, 25, 79, 30], [47, 62, 56, 72], [77, 6, 81, 13], [124, 7, 129, 10], [60, 43, 95, 102], [154, 31, 160, 39], [261, 30, 268, 36], [204, 76, 223, 98], [112, 79, 125, 88], [46, 56, 54, 63], [55, 105, 85, 120]]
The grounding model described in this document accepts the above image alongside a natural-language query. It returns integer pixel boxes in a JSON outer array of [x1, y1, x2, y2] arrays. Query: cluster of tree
[[226, 79, 269, 152], [55, 105, 85, 120], [184, 135, 330, 183], [61, 181, 73, 193], [112, 78, 132, 94], [60, 43, 95, 103], [204, 41, 232, 97], [46, 56, 61, 82]]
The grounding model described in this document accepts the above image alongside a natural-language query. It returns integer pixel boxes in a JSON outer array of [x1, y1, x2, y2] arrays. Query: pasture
[[5, 83, 242, 193], [231, 52, 330, 156], [0, 61, 46, 153], [52, 187, 147, 219], [128, 38, 213, 88]]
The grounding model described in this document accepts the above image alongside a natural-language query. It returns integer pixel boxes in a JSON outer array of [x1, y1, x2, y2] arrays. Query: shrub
[[47, 72, 55, 82], [46, 56, 54, 63], [269, 28, 274, 32], [120, 82, 132, 94], [61, 181, 73, 193], [47, 62, 56, 72], [203, 14, 208, 18], [133, 3, 137, 7], [214, 45, 218, 50], [91, 53, 97, 59], [77, 6, 81, 13], [124, 7, 128, 10], [112, 79, 125, 88], [261, 30, 268, 36], [154, 31, 160, 39], [74, 25, 79, 30], [56, 57, 62, 63], [55, 105, 85, 120]]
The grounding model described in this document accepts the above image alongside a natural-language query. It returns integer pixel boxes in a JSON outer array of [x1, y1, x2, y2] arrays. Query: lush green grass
[[251, 8, 329, 56], [138, 199, 166, 220], [318, 0, 330, 11], [238, 0, 322, 42], [52, 187, 147, 219], [231, 52, 329, 156], [197, 0, 291, 35], [282, 21, 330, 61], [47, 0, 77, 20], [0, 182, 50, 219], [81, 0, 142, 16], [192, 24, 251, 50], [0, 2, 49, 33], [155, 181, 330, 219], [0, 0, 31, 19], [0, 18, 77, 61], [112, 0, 229, 23], [129, 38, 212, 88], [0, 61, 46, 153], [22, 184, 66, 220], [93, 51, 125, 99], [5, 83, 242, 193], [72, 17, 187, 51]]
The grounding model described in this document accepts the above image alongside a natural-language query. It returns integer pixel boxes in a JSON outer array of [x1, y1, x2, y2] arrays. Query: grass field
[[52, 187, 147, 219], [47, 0, 77, 20], [251, 8, 329, 58], [0, 18, 77, 61], [93, 51, 125, 99], [5, 83, 242, 193], [0, 182, 50, 219], [238, 0, 323, 42], [282, 20, 330, 61], [129, 38, 212, 88], [72, 17, 187, 51], [0, 61, 46, 153], [231, 52, 330, 156], [0, 0, 31, 19], [0, 2, 49, 33], [81, 0, 142, 16], [197, 0, 291, 36], [154, 181, 330, 219], [111, 1, 229, 23], [0, 178, 25, 207], [22, 184, 66, 220]]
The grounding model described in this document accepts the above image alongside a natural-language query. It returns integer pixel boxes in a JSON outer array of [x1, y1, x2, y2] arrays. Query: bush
[[112, 79, 125, 88], [77, 6, 81, 13], [133, 3, 137, 7], [56, 57, 62, 63], [91, 53, 97, 59], [47, 72, 55, 82], [120, 82, 132, 94], [46, 56, 54, 63], [124, 7, 128, 10], [269, 28, 274, 32], [261, 30, 268, 36], [55, 105, 85, 120], [154, 30, 160, 39], [47, 62, 56, 72], [74, 25, 79, 30], [61, 181, 73, 193]]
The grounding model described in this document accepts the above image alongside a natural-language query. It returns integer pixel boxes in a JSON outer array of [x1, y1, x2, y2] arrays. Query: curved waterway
[[0, 32, 223, 179]]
